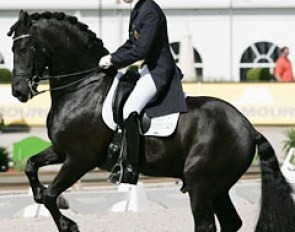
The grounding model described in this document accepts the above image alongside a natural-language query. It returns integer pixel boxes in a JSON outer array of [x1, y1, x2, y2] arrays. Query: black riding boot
[[121, 112, 141, 185]]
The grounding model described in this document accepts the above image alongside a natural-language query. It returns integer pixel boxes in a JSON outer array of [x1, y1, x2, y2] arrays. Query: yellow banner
[[183, 82, 295, 125], [0, 84, 50, 126], [1, 83, 295, 126]]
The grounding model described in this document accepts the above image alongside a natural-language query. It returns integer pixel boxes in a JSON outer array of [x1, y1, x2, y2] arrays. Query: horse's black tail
[[255, 130, 295, 232]]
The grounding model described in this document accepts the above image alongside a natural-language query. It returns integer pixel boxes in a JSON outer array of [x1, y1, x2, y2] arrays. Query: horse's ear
[[19, 10, 31, 27], [19, 10, 26, 17], [19, 10, 29, 21]]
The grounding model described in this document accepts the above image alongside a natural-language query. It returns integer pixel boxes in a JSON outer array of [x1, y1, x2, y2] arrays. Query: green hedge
[[246, 68, 273, 81], [13, 136, 51, 171], [0, 68, 12, 83]]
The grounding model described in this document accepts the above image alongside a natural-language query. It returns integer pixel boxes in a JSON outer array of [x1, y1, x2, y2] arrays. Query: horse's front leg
[[25, 146, 65, 204], [43, 158, 95, 232]]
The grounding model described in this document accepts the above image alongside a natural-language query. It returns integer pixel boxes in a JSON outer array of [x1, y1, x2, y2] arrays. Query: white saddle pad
[[102, 78, 179, 137]]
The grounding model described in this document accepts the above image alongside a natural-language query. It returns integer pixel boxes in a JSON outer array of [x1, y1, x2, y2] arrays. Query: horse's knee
[[25, 158, 37, 178]]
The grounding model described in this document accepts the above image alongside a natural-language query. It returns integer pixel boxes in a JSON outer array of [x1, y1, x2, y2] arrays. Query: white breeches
[[119, 65, 157, 120]]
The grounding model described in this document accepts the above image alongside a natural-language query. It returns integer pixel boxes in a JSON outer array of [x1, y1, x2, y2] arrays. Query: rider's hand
[[99, 55, 112, 69]]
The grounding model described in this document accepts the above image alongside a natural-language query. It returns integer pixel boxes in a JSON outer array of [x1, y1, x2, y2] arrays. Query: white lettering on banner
[[241, 107, 295, 118], [0, 107, 48, 118], [233, 87, 273, 105]]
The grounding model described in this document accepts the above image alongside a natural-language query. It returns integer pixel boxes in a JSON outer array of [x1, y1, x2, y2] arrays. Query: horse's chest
[[48, 99, 99, 146]]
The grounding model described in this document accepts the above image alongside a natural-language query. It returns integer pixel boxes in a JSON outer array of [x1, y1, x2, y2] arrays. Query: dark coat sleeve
[[111, 10, 161, 69]]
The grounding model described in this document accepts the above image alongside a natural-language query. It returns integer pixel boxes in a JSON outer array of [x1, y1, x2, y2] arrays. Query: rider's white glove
[[99, 54, 112, 69]]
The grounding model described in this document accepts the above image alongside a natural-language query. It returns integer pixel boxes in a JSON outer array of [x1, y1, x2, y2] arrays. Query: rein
[[35, 67, 102, 96], [37, 67, 101, 81]]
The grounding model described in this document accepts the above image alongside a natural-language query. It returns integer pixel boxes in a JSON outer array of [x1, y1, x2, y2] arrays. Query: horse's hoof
[[57, 195, 70, 210]]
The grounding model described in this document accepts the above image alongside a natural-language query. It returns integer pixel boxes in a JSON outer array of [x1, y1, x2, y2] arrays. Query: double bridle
[[12, 33, 101, 97]]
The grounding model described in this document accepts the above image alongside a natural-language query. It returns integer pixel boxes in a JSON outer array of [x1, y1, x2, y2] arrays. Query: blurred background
[[1, 2, 295, 230], [0, 0, 295, 197]]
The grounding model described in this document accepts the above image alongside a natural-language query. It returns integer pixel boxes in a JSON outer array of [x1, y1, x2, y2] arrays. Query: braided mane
[[8, 11, 106, 52]]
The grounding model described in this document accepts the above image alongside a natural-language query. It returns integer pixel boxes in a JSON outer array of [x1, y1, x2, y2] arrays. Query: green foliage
[[283, 128, 295, 157], [0, 147, 10, 172], [246, 68, 273, 81], [13, 136, 51, 172], [0, 68, 12, 83]]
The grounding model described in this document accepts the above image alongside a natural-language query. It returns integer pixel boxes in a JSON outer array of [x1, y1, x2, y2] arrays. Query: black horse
[[8, 11, 295, 232]]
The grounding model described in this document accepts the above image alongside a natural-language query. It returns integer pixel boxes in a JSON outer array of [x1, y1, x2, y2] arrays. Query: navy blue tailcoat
[[111, 0, 187, 117]]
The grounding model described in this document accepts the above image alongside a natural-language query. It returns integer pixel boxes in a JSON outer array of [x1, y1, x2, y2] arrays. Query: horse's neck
[[35, 22, 98, 76], [50, 50, 97, 76]]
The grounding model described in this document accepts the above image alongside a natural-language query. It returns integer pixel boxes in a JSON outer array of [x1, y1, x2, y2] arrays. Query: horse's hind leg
[[43, 158, 95, 232], [187, 182, 216, 232], [25, 146, 65, 204], [214, 192, 242, 232]]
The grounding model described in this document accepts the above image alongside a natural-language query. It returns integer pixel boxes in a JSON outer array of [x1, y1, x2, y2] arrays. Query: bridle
[[12, 33, 101, 97]]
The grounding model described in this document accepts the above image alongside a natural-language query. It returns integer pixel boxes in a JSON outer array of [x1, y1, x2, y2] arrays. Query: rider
[[99, 0, 187, 184]]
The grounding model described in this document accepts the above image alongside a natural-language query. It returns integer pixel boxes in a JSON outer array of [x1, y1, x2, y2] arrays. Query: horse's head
[[8, 10, 37, 102], [8, 10, 110, 102]]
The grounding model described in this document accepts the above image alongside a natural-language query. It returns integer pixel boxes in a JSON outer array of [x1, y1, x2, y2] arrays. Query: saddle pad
[[102, 78, 179, 137], [144, 112, 179, 137]]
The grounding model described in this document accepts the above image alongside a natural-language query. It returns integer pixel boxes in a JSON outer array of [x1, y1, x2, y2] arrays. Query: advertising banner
[[183, 82, 295, 125], [0, 84, 50, 126], [1, 83, 295, 126]]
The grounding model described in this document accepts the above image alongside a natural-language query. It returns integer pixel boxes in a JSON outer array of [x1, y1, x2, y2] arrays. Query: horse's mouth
[[18, 90, 33, 102], [17, 95, 29, 103]]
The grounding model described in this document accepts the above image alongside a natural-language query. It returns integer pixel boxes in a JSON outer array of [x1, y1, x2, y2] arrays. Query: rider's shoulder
[[142, 0, 164, 17]]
